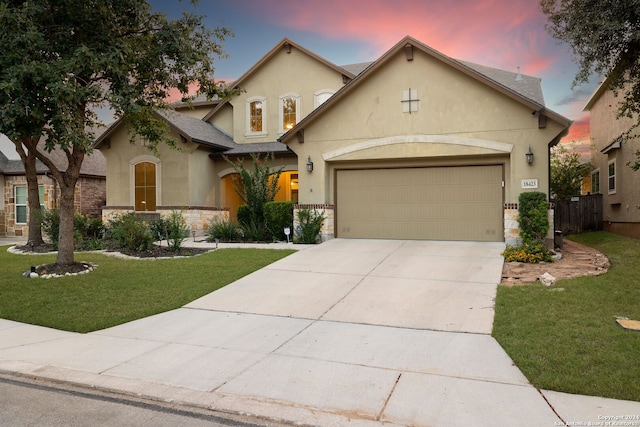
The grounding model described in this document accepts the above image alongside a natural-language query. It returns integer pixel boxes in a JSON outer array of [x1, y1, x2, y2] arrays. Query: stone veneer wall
[[102, 207, 229, 236], [504, 203, 555, 247], [3, 175, 57, 237], [293, 204, 335, 242]]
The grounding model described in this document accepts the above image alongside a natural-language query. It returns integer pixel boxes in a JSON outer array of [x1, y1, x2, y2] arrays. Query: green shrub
[[164, 210, 189, 251], [518, 192, 549, 244], [41, 209, 105, 250], [264, 201, 294, 241], [148, 217, 168, 241], [240, 220, 269, 242], [226, 153, 283, 229], [503, 241, 553, 263], [74, 214, 106, 250], [107, 212, 154, 251], [237, 205, 250, 226], [205, 218, 242, 242], [294, 208, 324, 244], [41, 209, 61, 250]]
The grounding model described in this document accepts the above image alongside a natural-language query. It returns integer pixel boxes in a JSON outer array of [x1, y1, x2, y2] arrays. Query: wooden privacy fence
[[554, 194, 603, 235]]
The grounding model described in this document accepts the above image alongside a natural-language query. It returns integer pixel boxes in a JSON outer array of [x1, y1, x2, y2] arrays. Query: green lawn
[[0, 247, 294, 333], [493, 231, 640, 402]]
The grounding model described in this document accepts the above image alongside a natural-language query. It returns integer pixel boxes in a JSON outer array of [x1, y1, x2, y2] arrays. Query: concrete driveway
[[1, 238, 639, 426]]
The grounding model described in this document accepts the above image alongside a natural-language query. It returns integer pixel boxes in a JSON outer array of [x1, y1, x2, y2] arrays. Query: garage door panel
[[336, 166, 503, 242]]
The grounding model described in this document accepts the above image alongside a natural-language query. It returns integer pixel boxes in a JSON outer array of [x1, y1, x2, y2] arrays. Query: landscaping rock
[[539, 272, 556, 287]]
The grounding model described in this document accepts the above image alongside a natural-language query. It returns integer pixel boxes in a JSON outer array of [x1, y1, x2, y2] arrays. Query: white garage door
[[336, 165, 504, 241]]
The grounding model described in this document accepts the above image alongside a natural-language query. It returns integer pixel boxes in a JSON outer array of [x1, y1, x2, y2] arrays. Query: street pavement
[[1, 237, 639, 426]]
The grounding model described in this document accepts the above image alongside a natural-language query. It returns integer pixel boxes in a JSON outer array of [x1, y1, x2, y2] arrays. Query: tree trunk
[[56, 181, 76, 265], [13, 138, 45, 246]]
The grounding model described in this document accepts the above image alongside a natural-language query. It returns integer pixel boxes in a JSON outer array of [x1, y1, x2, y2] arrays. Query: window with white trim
[[608, 159, 616, 194], [279, 93, 300, 133], [246, 96, 267, 136], [314, 89, 334, 108], [15, 185, 44, 224], [591, 169, 600, 194]]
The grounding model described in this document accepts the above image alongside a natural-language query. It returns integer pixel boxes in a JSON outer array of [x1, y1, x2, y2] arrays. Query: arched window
[[134, 162, 156, 211], [246, 96, 267, 136], [279, 93, 300, 133]]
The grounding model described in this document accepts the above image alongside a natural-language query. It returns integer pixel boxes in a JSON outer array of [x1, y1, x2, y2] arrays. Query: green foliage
[[264, 201, 294, 241], [0, 0, 237, 265], [541, 0, 640, 119], [550, 143, 589, 200], [294, 208, 325, 244], [502, 242, 553, 263], [541, 0, 640, 170], [518, 192, 549, 244], [226, 153, 283, 238], [147, 211, 188, 250], [164, 210, 189, 252], [240, 221, 269, 242], [41, 209, 104, 250], [205, 219, 242, 242], [106, 213, 155, 251], [507, 192, 552, 264], [73, 214, 106, 250], [236, 205, 250, 226], [41, 209, 61, 250]]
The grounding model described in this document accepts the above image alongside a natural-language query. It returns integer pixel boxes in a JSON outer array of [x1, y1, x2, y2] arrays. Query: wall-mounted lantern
[[306, 156, 314, 172], [526, 146, 534, 165]]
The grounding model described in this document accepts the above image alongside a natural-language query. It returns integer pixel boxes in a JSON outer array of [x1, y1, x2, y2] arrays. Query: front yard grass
[[0, 247, 294, 333], [493, 231, 640, 402]]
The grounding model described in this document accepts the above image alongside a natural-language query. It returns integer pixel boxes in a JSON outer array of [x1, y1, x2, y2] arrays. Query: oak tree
[[0, 0, 233, 265]]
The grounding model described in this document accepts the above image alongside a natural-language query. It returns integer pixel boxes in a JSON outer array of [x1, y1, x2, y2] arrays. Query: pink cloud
[[248, 0, 553, 74]]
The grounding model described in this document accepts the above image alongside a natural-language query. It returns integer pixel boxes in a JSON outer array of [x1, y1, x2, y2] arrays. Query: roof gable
[[280, 36, 570, 144], [203, 38, 354, 122]]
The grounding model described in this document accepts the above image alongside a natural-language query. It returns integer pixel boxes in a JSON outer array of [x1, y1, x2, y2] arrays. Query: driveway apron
[[0, 239, 575, 426]]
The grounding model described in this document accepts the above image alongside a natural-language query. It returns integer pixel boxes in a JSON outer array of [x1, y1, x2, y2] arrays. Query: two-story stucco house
[[585, 80, 640, 239], [96, 36, 571, 243]]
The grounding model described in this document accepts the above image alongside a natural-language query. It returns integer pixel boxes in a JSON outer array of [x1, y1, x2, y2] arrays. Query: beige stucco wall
[[99, 125, 214, 209], [589, 88, 640, 227], [285, 48, 566, 207], [210, 104, 234, 137], [213, 45, 346, 144]]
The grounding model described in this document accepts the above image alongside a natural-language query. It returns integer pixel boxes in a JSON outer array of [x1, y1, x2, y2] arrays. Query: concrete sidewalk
[[1, 238, 639, 426]]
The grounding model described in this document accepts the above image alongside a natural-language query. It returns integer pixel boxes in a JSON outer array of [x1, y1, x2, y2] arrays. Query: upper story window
[[246, 96, 267, 137], [279, 94, 300, 133], [314, 89, 334, 108], [608, 159, 616, 194], [591, 169, 600, 194]]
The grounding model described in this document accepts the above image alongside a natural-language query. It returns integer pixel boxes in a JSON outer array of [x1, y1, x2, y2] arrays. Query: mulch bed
[[14, 243, 211, 277]]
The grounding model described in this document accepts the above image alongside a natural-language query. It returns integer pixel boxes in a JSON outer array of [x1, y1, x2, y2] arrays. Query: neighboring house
[[585, 80, 640, 239], [96, 36, 571, 243], [0, 134, 106, 237]]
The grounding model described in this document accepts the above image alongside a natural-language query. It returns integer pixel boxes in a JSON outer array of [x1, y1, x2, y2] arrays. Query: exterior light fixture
[[306, 156, 314, 172], [526, 146, 534, 164]]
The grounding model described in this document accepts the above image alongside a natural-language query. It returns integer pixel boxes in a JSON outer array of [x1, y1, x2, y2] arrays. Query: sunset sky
[[150, 0, 600, 155]]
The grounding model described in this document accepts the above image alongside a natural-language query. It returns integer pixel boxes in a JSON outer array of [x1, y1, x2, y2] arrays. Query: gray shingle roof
[[155, 110, 236, 150], [458, 61, 545, 106], [340, 58, 545, 107], [340, 62, 373, 76], [0, 137, 106, 177], [221, 141, 291, 156]]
